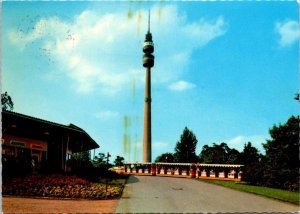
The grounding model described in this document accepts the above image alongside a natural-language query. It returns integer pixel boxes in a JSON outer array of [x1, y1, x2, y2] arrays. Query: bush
[[242, 162, 264, 186], [70, 165, 128, 183]]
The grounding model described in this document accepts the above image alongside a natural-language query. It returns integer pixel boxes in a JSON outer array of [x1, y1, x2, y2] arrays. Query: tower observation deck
[[142, 11, 154, 163]]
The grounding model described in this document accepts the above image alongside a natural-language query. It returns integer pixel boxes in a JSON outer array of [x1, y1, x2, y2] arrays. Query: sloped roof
[[2, 110, 99, 152]]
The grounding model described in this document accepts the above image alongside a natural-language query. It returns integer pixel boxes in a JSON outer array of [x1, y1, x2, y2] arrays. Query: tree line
[[155, 116, 299, 191], [2, 92, 298, 190]]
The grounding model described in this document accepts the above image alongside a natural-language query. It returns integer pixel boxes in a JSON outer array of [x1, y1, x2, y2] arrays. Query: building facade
[[2, 110, 99, 174]]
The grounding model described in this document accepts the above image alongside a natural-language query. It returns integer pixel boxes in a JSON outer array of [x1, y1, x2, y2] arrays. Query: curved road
[[116, 175, 299, 213]]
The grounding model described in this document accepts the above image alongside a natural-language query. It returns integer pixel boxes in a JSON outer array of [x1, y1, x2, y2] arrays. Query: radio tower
[[142, 10, 154, 163]]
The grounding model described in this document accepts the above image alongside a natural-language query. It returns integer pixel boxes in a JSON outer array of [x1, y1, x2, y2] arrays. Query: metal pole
[[105, 152, 110, 198]]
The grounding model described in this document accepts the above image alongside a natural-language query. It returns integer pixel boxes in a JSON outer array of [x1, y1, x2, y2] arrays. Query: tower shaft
[[143, 67, 152, 162], [142, 10, 154, 163]]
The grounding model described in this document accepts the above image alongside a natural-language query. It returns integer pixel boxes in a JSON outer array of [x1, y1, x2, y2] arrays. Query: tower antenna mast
[[148, 9, 150, 33]]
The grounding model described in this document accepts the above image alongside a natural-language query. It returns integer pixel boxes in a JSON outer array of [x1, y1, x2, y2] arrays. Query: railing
[[122, 162, 244, 181]]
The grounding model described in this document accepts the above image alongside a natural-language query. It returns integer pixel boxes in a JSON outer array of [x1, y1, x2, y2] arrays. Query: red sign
[[30, 144, 44, 150]]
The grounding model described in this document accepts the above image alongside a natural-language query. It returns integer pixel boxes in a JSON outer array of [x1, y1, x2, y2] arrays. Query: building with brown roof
[[1, 110, 99, 174]]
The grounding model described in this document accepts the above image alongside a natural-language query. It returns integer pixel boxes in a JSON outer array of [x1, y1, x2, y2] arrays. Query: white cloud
[[153, 141, 169, 149], [95, 110, 119, 120], [169, 80, 196, 91], [8, 5, 227, 95], [275, 20, 299, 47], [152, 141, 172, 161], [226, 135, 267, 152]]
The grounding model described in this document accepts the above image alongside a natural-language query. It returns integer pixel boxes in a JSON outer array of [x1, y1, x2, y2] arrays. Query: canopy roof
[[2, 110, 99, 152], [125, 162, 244, 167]]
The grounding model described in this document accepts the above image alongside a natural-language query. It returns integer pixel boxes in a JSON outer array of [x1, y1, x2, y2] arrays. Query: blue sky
[[2, 1, 299, 162]]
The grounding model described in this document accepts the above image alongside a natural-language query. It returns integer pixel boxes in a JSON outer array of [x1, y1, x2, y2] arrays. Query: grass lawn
[[202, 179, 299, 205]]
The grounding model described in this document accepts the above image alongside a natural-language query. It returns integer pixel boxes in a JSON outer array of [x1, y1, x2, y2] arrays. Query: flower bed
[[2, 174, 124, 199]]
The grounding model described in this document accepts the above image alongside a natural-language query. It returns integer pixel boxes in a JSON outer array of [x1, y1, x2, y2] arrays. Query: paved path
[[116, 175, 299, 213], [2, 197, 118, 213]]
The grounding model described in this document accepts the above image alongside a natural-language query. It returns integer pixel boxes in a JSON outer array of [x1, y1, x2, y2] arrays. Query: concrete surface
[[116, 175, 299, 213]]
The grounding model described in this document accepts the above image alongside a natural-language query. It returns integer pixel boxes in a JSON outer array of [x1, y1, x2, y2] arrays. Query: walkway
[[116, 175, 299, 213], [2, 197, 118, 213]]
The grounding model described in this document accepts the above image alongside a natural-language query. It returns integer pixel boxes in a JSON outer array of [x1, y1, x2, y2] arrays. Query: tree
[[240, 142, 263, 185], [174, 127, 198, 163], [227, 148, 242, 164], [199, 143, 225, 163], [1, 92, 14, 111], [241, 142, 260, 165], [294, 92, 299, 102], [92, 152, 106, 167], [199, 142, 241, 164], [73, 150, 91, 163], [114, 156, 125, 167], [262, 116, 299, 191], [155, 153, 174, 163], [70, 150, 93, 173]]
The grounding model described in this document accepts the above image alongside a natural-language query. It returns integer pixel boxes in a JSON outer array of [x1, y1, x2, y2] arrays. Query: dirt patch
[[2, 197, 118, 213]]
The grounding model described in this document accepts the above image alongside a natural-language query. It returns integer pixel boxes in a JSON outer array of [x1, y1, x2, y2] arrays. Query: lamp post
[[105, 152, 111, 198]]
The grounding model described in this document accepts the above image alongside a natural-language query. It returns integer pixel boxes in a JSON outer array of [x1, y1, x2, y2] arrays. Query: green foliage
[[262, 116, 299, 191], [152, 116, 298, 192], [1, 91, 14, 111], [92, 153, 106, 167], [240, 142, 263, 185], [73, 151, 91, 162], [66, 151, 124, 182], [70, 151, 93, 170], [294, 92, 299, 101], [199, 142, 242, 164], [240, 116, 299, 191], [241, 142, 260, 165], [174, 127, 198, 163], [114, 156, 125, 167], [227, 148, 242, 164], [203, 180, 299, 205], [155, 153, 175, 163]]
